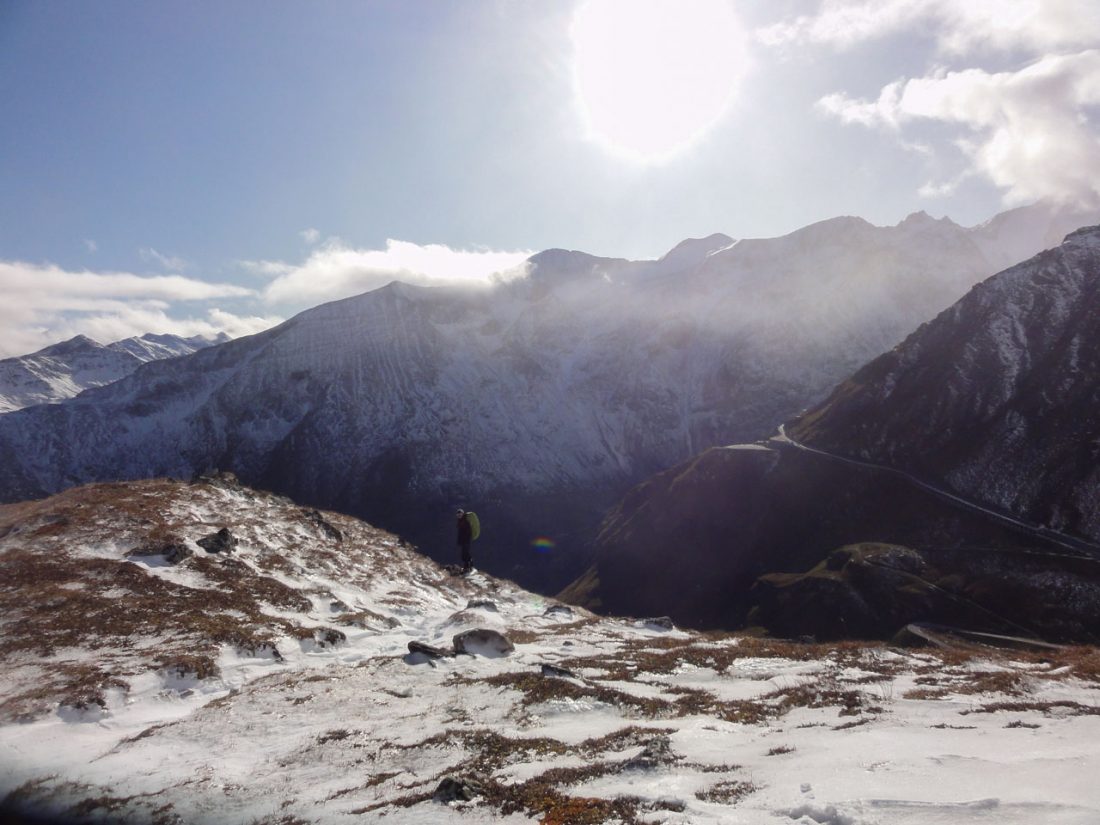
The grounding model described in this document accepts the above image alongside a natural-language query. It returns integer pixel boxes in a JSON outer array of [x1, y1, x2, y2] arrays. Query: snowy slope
[[0, 332, 227, 413], [2, 478, 1100, 825], [0, 204, 1095, 591]]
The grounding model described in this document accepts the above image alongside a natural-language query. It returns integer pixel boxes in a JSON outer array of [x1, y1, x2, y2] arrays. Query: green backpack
[[466, 511, 481, 540]]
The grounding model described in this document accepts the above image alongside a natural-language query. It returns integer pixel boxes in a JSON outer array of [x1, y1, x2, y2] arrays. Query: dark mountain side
[[566, 442, 1100, 640], [790, 225, 1100, 543], [567, 226, 1100, 640]]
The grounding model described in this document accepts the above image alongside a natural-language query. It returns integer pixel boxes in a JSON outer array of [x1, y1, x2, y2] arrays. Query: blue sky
[[1, 0, 1098, 355]]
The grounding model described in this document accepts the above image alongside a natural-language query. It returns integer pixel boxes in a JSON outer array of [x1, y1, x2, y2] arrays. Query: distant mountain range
[[0, 202, 1095, 593], [0, 332, 229, 413], [569, 223, 1100, 642]]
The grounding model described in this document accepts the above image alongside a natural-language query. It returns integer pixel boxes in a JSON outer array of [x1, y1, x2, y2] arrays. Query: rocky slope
[[0, 332, 228, 413], [790, 223, 1100, 543], [3, 478, 1100, 825], [571, 225, 1100, 640], [0, 204, 1094, 593]]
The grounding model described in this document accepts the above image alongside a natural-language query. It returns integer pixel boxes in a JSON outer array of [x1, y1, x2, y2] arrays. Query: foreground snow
[[2, 480, 1099, 824]]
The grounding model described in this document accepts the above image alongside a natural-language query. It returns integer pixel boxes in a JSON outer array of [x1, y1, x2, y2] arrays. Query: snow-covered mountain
[[0, 332, 229, 413], [0, 203, 1094, 592], [570, 225, 1100, 639], [3, 477, 1099, 825]]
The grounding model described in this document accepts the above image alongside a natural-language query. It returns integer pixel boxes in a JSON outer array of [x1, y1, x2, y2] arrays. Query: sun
[[571, 0, 748, 163]]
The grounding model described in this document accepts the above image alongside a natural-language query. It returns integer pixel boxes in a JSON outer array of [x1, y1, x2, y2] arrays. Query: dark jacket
[[457, 515, 472, 544]]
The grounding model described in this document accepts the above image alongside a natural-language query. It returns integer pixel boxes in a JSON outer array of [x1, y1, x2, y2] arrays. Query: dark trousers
[[459, 539, 472, 571]]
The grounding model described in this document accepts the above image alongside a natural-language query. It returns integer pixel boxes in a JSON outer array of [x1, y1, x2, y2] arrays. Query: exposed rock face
[[0, 206, 1094, 594], [749, 543, 1100, 642]]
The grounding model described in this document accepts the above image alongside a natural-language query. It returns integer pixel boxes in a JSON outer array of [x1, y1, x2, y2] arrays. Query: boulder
[[453, 628, 514, 657], [163, 543, 193, 564], [642, 616, 675, 631], [197, 527, 238, 554], [192, 469, 239, 488], [127, 540, 192, 565], [433, 774, 488, 803], [625, 735, 678, 769], [466, 599, 498, 612], [407, 641, 453, 659], [305, 508, 343, 542], [540, 663, 577, 679]]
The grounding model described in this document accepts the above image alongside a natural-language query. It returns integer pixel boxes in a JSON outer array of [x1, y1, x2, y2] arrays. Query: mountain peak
[[1065, 223, 1100, 244], [897, 210, 955, 229], [33, 334, 102, 357], [657, 233, 735, 268]]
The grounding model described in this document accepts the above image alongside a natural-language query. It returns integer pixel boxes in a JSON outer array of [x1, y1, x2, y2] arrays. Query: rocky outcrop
[[453, 628, 514, 657], [197, 528, 238, 554]]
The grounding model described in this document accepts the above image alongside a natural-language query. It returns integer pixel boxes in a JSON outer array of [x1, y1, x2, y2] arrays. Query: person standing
[[456, 509, 473, 573]]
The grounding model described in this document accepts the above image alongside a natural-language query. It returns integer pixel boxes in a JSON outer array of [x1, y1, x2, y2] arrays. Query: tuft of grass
[[694, 780, 757, 805]]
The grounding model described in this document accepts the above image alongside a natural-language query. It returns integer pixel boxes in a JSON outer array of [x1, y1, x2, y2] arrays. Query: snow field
[[3, 480, 1100, 823]]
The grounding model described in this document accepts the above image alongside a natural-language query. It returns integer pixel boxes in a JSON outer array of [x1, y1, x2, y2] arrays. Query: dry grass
[[0, 478, 361, 721], [962, 700, 1100, 717], [694, 780, 757, 805], [353, 724, 749, 823]]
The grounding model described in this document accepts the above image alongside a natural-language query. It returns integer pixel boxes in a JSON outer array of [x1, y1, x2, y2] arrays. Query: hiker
[[456, 509, 473, 573]]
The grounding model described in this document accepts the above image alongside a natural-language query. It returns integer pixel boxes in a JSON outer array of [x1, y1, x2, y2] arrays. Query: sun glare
[[571, 0, 748, 163]]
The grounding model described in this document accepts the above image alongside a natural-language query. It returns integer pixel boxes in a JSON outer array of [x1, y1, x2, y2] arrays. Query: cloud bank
[[766, 0, 1100, 206], [818, 51, 1100, 206], [759, 0, 1100, 55], [0, 260, 281, 358], [1, 239, 531, 358], [259, 239, 533, 306]]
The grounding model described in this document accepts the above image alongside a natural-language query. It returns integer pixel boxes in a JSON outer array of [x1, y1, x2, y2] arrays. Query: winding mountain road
[[771, 424, 1100, 559]]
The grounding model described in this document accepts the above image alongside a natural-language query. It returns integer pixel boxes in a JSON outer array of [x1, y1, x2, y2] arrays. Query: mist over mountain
[[790, 223, 1100, 541], [572, 223, 1100, 641], [0, 332, 229, 413], [0, 203, 1094, 593]]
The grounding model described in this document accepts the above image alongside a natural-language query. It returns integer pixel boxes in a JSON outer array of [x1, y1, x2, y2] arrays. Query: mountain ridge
[[0, 331, 228, 413], [570, 223, 1100, 638], [0, 203, 1096, 593]]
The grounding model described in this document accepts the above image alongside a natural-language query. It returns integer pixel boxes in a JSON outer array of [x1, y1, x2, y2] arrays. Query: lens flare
[[531, 537, 557, 552]]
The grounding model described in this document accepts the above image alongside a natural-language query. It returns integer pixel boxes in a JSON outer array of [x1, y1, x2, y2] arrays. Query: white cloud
[[759, 0, 1100, 55], [262, 239, 533, 306], [0, 260, 277, 358], [239, 259, 295, 278], [139, 247, 189, 271], [817, 51, 1100, 206], [300, 228, 321, 245]]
